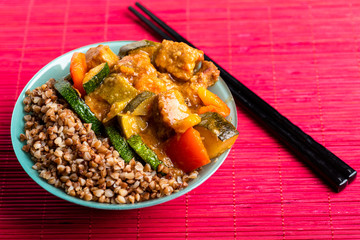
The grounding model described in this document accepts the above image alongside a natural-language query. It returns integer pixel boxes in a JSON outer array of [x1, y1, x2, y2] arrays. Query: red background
[[2, 0, 360, 239]]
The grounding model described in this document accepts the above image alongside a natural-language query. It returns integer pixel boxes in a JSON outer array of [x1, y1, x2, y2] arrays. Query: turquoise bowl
[[11, 41, 238, 210]]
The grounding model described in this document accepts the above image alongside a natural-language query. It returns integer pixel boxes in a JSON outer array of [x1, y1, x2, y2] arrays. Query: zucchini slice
[[127, 135, 163, 171], [85, 45, 119, 69], [119, 40, 160, 58], [117, 114, 147, 139], [94, 74, 139, 122], [54, 78, 102, 134], [83, 62, 110, 94], [123, 91, 155, 116], [94, 74, 139, 105], [104, 125, 135, 163], [194, 112, 239, 159]]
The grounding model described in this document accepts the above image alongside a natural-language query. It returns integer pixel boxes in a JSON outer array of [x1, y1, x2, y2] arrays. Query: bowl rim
[[11, 40, 238, 210]]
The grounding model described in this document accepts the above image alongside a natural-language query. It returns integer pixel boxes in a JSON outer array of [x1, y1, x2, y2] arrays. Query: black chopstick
[[128, 3, 357, 192], [128, 6, 173, 41]]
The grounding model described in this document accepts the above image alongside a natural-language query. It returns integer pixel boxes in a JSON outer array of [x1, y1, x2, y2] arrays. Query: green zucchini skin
[[54, 78, 102, 134], [118, 40, 160, 58], [127, 135, 163, 171], [83, 62, 110, 94], [197, 112, 239, 141], [105, 125, 135, 163], [123, 91, 155, 115]]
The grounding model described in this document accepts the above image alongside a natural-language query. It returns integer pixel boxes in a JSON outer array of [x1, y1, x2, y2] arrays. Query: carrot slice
[[165, 127, 210, 173], [198, 87, 230, 117], [70, 52, 87, 96]]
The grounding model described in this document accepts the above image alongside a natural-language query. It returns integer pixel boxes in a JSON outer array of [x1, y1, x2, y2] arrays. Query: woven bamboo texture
[[1, 0, 360, 239]]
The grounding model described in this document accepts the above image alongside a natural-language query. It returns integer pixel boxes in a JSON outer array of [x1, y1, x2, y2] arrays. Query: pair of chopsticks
[[128, 2, 356, 192]]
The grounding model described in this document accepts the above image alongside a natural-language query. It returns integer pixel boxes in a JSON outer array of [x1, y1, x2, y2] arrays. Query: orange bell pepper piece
[[198, 105, 219, 115], [197, 87, 230, 117], [165, 127, 210, 173], [174, 114, 201, 133], [70, 52, 87, 96]]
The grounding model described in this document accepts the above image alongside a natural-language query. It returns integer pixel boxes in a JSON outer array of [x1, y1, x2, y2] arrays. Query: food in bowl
[[20, 40, 239, 204]]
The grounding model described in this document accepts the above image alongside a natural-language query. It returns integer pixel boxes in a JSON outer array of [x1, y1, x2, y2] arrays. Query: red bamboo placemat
[[2, 0, 360, 239]]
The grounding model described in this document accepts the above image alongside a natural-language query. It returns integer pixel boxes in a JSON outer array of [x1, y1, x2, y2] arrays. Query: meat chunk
[[158, 89, 190, 127], [157, 89, 201, 133], [113, 52, 157, 84], [85, 45, 119, 69], [180, 60, 220, 106], [113, 52, 176, 94], [154, 40, 204, 81], [133, 75, 169, 94], [191, 60, 220, 86]]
